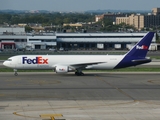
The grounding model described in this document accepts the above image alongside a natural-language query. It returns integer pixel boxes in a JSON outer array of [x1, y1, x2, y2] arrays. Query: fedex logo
[[136, 45, 148, 50], [22, 56, 48, 64]]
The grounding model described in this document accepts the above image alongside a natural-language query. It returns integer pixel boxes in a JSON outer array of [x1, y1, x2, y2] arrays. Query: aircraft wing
[[69, 62, 106, 70]]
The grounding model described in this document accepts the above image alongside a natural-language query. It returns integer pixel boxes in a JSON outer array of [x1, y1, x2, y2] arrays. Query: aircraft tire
[[75, 71, 84, 76], [14, 72, 18, 76]]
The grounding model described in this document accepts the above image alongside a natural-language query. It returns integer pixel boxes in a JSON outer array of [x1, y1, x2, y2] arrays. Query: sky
[[0, 0, 160, 12]]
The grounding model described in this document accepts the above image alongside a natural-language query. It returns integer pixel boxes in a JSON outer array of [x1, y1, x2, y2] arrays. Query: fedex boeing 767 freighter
[[3, 32, 154, 76]]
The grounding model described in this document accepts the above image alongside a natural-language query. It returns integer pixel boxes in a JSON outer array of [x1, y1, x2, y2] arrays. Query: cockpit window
[[7, 59, 12, 61]]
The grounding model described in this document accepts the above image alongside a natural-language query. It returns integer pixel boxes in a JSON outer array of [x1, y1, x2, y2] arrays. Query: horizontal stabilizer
[[132, 59, 151, 64]]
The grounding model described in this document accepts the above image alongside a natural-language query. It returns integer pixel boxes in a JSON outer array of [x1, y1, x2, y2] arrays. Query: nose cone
[[3, 61, 9, 67], [3, 61, 7, 66]]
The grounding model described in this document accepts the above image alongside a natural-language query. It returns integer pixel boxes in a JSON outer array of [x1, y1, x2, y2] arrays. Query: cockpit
[[3, 58, 13, 68], [6, 59, 12, 61]]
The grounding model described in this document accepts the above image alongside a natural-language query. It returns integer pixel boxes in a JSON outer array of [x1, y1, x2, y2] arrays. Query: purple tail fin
[[126, 32, 155, 58], [114, 32, 154, 69]]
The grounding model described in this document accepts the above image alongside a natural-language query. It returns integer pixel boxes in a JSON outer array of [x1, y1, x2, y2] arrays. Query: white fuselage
[[2, 32, 154, 75], [3, 55, 125, 70]]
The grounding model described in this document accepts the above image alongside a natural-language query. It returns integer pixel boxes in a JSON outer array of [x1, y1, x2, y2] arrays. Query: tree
[[25, 25, 33, 32], [102, 18, 112, 27]]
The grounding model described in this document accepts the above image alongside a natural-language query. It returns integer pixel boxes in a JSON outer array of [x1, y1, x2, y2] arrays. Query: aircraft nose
[[3, 61, 6, 66], [3, 61, 8, 67]]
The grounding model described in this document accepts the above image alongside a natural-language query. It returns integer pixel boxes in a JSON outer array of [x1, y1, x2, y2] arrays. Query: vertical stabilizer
[[125, 32, 154, 58], [115, 32, 154, 69]]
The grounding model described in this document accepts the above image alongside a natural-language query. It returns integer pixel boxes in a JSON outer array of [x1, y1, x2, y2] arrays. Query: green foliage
[[102, 18, 112, 27], [0, 13, 94, 25], [25, 25, 33, 32]]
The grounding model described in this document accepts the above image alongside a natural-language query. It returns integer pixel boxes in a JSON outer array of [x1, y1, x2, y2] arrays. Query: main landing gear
[[14, 69, 18, 76], [75, 70, 84, 76]]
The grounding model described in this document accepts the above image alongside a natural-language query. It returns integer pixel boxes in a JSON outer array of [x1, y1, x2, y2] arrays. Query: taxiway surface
[[0, 72, 160, 120]]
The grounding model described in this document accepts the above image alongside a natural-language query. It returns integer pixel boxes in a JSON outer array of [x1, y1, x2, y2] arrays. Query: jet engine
[[55, 65, 69, 74]]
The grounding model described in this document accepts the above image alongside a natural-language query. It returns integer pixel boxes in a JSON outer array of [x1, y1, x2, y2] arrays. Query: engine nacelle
[[55, 65, 69, 74]]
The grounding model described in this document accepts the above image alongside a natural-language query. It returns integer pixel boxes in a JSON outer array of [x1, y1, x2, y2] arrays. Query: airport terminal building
[[0, 28, 156, 50], [56, 33, 156, 50]]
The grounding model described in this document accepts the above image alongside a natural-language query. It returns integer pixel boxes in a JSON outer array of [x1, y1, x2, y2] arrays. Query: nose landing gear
[[14, 69, 18, 76]]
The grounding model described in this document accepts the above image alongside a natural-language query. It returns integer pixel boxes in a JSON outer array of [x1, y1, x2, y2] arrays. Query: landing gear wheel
[[14, 69, 18, 76], [75, 71, 79, 76], [80, 72, 84, 76], [75, 71, 84, 76], [14, 72, 18, 76]]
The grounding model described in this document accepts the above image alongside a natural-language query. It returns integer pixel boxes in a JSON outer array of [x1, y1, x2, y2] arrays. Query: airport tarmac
[[0, 72, 160, 120]]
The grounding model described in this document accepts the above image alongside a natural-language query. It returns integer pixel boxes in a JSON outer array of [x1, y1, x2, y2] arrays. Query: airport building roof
[[0, 32, 156, 43]]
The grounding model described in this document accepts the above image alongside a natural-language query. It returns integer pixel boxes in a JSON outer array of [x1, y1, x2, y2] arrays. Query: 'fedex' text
[[136, 45, 148, 50], [22, 57, 48, 64]]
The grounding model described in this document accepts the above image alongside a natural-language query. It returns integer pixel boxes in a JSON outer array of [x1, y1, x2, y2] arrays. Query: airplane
[[3, 32, 154, 76]]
